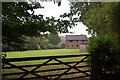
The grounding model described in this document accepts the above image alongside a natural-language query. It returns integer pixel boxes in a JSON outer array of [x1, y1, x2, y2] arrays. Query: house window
[[81, 40, 85, 42], [72, 45, 74, 47], [76, 45, 79, 47], [68, 45, 69, 47], [70, 40, 73, 42]]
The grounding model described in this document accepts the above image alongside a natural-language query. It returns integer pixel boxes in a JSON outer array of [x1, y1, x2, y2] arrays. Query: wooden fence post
[[91, 52, 97, 80]]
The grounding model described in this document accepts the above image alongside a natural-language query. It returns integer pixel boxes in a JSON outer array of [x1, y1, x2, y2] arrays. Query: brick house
[[66, 35, 89, 49]]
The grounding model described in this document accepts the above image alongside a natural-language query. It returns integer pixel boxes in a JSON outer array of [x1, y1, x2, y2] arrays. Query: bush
[[87, 34, 120, 80], [47, 44, 62, 49], [47, 44, 54, 49]]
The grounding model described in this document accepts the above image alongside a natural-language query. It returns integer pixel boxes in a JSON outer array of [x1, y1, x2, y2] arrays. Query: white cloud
[[34, 0, 70, 19], [34, 1, 91, 37]]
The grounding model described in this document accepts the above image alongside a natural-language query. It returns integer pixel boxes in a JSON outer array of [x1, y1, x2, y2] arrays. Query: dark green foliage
[[25, 37, 40, 50], [81, 2, 120, 35], [25, 37, 49, 50], [24, 35, 62, 50], [2, 2, 75, 51], [62, 2, 120, 35], [87, 34, 120, 80], [47, 34, 61, 45], [2, 2, 42, 51]]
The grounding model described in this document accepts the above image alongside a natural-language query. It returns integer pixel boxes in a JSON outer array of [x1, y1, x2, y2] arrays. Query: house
[[66, 35, 89, 49]]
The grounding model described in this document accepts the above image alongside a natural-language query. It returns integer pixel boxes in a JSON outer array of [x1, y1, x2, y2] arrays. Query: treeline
[[3, 34, 65, 52]]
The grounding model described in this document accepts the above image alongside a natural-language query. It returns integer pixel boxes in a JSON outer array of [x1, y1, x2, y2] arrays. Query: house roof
[[66, 35, 88, 41]]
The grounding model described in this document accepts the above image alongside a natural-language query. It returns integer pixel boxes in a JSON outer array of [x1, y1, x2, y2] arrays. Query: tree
[[25, 37, 49, 50], [62, 2, 120, 36], [25, 37, 40, 50], [47, 34, 61, 45], [80, 2, 120, 35], [2, 1, 75, 51], [38, 37, 49, 49]]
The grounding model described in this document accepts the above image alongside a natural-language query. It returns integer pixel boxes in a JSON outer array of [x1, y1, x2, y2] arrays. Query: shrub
[[87, 34, 120, 80], [47, 44, 62, 49], [47, 44, 55, 49]]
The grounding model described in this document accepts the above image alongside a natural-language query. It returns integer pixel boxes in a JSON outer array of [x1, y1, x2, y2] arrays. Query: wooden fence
[[2, 54, 91, 80]]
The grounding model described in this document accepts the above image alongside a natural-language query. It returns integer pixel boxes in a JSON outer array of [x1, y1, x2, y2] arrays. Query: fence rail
[[2, 54, 91, 80]]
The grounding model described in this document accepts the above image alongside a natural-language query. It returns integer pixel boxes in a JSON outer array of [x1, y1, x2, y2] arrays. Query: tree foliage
[[62, 2, 120, 35], [47, 34, 61, 45], [2, 2, 75, 50], [25, 37, 49, 50], [24, 35, 62, 50], [81, 2, 120, 35], [87, 34, 120, 80]]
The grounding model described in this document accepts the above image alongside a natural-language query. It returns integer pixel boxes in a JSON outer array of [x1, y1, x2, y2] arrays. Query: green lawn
[[3, 49, 90, 80], [4, 49, 89, 65], [5, 49, 88, 58]]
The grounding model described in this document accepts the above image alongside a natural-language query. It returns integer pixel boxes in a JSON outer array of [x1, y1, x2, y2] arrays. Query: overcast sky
[[34, 0, 91, 37]]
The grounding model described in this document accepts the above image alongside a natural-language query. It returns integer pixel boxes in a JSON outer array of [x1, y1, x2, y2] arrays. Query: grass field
[[5, 49, 88, 58], [3, 49, 90, 80]]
